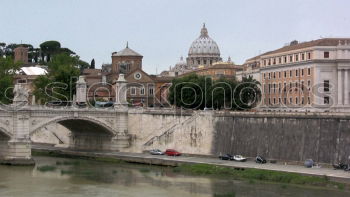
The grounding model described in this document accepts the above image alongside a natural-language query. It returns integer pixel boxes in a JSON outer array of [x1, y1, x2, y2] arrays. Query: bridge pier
[[1, 140, 34, 165]]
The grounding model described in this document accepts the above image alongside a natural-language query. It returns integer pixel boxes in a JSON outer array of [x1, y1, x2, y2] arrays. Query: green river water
[[0, 156, 349, 197]]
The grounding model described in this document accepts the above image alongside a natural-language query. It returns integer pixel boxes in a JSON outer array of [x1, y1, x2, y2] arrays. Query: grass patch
[[56, 160, 81, 166], [213, 192, 235, 197], [174, 164, 346, 189], [37, 165, 57, 172], [139, 168, 151, 173], [32, 150, 125, 164]]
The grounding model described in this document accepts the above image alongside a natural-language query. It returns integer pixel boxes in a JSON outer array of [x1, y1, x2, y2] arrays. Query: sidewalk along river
[[0, 156, 350, 197]]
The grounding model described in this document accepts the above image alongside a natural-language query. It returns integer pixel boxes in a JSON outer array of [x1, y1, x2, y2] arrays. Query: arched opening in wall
[[31, 119, 115, 151], [0, 130, 10, 158]]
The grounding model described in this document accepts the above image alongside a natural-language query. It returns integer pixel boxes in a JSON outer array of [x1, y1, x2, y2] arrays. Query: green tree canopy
[[33, 53, 81, 105], [40, 40, 61, 62], [90, 58, 95, 69], [0, 57, 21, 104], [168, 74, 260, 111]]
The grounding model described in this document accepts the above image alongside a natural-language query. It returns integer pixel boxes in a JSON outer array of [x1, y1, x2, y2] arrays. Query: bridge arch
[[30, 116, 118, 151], [0, 127, 12, 139], [29, 116, 117, 136]]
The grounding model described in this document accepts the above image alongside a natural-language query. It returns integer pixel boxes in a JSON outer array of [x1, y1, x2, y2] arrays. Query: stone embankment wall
[[126, 109, 215, 155], [212, 113, 350, 164], [29, 109, 350, 164], [128, 110, 350, 164]]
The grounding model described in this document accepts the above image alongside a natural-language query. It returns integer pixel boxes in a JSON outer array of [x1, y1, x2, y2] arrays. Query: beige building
[[180, 60, 239, 80], [240, 38, 350, 112]]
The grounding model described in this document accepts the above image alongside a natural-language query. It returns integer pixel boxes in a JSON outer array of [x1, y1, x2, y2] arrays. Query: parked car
[[333, 163, 349, 171], [219, 154, 233, 160], [233, 155, 247, 162], [304, 159, 314, 168], [165, 149, 181, 156], [149, 149, 164, 155], [255, 156, 267, 164]]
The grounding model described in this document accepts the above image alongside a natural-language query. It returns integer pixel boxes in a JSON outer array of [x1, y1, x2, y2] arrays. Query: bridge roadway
[[32, 145, 350, 184]]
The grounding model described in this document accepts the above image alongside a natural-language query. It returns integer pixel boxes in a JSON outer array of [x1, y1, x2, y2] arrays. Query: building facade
[[241, 38, 350, 112], [83, 44, 173, 107], [180, 60, 238, 80]]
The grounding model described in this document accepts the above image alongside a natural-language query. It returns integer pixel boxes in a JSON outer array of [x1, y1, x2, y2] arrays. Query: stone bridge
[[0, 106, 130, 165]]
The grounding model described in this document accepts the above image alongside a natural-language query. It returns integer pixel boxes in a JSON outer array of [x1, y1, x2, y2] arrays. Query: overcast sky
[[1, 0, 349, 73]]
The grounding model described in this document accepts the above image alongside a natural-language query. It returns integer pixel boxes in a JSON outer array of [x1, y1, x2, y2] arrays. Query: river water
[[0, 156, 349, 197]]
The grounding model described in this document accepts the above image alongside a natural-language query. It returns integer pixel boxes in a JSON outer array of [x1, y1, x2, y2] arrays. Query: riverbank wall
[[126, 110, 350, 164], [30, 109, 350, 164]]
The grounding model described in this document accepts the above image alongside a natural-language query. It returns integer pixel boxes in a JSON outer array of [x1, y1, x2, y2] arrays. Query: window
[[268, 73, 271, 79], [324, 51, 330, 58], [308, 97, 311, 104], [149, 87, 154, 95], [307, 52, 311, 59], [268, 84, 271, 93], [302, 53, 305, 60], [273, 58, 276, 65], [307, 80, 311, 86], [307, 68, 311, 75], [324, 96, 330, 104], [131, 87, 136, 95], [324, 80, 330, 92], [204, 60, 207, 64], [263, 60, 266, 66], [295, 54, 299, 61], [140, 87, 145, 95], [264, 73, 266, 78], [290, 97, 292, 104], [296, 97, 298, 104], [279, 83, 281, 93], [284, 98, 287, 104], [268, 98, 271, 105], [273, 98, 276, 104], [301, 81, 304, 91], [289, 56, 293, 62], [279, 72, 281, 78], [302, 97, 304, 105], [301, 69, 304, 76], [197, 60, 200, 65], [296, 69, 298, 76], [284, 71, 287, 78], [273, 83, 276, 93], [279, 57, 282, 64], [284, 82, 286, 92], [290, 70, 292, 77], [268, 59, 271, 65], [284, 56, 287, 63], [17, 79, 27, 84], [273, 72, 276, 78]]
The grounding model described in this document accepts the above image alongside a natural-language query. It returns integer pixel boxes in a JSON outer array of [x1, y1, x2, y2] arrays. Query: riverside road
[[32, 145, 350, 183]]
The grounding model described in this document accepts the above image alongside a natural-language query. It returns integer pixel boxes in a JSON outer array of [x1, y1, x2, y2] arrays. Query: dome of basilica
[[188, 24, 220, 57]]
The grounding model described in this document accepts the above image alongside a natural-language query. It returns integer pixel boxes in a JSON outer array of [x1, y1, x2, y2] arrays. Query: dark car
[[165, 149, 181, 156], [219, 154, 233, 160], [255, 156, 267, 164]]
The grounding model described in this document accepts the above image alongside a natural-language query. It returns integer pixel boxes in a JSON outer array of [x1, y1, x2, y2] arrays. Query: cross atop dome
[[200, 23, 208, 37]]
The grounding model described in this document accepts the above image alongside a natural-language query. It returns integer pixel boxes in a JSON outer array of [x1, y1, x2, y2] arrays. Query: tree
[[233, 76, 261, 110], [40, 40, 61, 62], [0, 57, 21, 104], [90, 58, 95, 69], [33, 53, 81, 105], [210, 78, 237, 110], [168, 74, 212, 109]]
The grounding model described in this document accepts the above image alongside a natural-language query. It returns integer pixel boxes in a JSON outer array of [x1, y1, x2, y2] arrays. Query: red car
[[165, 149, 181, 156]]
